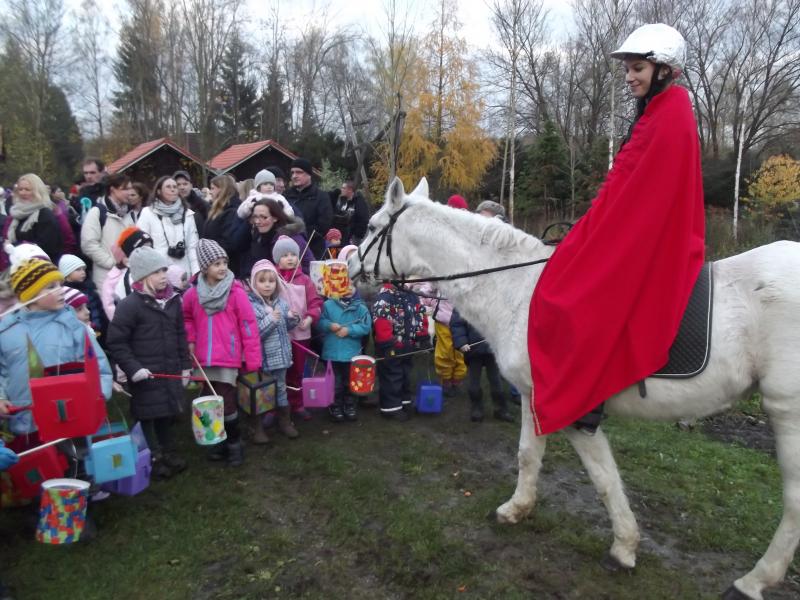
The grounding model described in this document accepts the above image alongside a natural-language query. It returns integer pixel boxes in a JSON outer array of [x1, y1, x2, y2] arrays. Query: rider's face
[[623, 58, 657, 98]]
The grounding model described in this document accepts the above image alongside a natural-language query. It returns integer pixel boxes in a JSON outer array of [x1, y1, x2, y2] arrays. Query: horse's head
[[348, 176, 430, 285]]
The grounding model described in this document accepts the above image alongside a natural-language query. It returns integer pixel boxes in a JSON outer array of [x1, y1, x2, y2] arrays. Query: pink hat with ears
[[250, 259, 288, 300]]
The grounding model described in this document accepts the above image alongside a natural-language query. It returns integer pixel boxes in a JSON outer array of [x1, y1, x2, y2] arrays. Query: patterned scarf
[[151, 199, 185, 224]]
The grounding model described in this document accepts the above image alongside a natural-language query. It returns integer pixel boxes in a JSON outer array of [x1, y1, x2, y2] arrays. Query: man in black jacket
[[330, 180, 370, 245], [284, 158, 332, 260]]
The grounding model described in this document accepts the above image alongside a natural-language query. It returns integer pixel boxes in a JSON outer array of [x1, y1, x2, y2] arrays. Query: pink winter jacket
[[101, 265, 126, 321], [418, 283, 454, 325], [182, 279, 261, 372]]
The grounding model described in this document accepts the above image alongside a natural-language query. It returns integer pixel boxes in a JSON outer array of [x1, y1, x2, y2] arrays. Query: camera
[[167, 240, 186, 259]]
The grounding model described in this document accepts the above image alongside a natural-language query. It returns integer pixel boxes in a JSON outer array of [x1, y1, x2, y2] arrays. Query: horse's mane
[[408, 196, 544, 256]]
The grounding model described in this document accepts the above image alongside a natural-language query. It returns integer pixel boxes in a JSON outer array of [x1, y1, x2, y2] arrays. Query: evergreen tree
[[260, 64, 292, 143], [111, 0, 164, 142], [517, 120, 569, 219], [217, 31, 260, 145]]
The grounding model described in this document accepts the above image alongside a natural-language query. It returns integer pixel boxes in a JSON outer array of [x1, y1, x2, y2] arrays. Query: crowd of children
[[0, 201, 519, 523]]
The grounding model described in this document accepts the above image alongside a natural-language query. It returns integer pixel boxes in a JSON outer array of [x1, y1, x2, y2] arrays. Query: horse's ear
[[410, 177, 429, 199], [385, 176, 406, 210]]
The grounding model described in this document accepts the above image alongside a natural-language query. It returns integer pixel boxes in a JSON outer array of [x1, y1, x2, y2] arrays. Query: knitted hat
[[475, 200, 506, 219], [117, 227, 153, 258], [63, 286, 88, 309], [4, 242, 49, 274], [290, 158, 313, 176], [447, 195, 468, 210], [266, 166, 286, 180], [254, 169, 276, 190], [338, 244, 359, 263], [272, 235, 300, 263], [325, 228, 342, 242], [129, 246, 170, 282], [197, 238, 228, 272], [58, 254, 87, 278], [250, 259, 287, 299], [11, 259, 64, 303], [166, 264, 188, 289]]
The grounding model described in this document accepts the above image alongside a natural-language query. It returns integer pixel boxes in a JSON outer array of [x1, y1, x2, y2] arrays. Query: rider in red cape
[[528, 24, 705, 436]]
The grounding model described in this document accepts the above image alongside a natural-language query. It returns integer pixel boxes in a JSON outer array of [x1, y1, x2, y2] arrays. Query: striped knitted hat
[[197, 238, 228, 272], [11, 258, 64, 303], [117, 226, 153, 258], [63, 286, 88, 308]]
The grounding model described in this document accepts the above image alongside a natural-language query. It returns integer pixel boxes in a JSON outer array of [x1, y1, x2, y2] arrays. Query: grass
[[1, 373, 797, 599]]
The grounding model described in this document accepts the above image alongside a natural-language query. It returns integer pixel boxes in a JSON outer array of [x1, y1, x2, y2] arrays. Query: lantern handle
[[190, 353, 219, 397]]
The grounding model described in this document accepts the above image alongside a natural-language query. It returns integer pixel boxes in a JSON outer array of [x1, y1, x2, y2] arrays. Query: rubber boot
[[227, 441, 244, 467], [206, 441, 228, 462], [492, 392, 514, 422], [252, 413, 270, 445], [469, 392, 484, 422], [442, 379, 455, 398], [277, 406, 299, 439]]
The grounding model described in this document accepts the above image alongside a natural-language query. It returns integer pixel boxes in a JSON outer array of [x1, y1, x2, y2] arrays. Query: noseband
[[357, 203, 412, 281]]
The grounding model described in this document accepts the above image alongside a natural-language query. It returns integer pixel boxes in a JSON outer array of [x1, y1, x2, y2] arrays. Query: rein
[[357, 202, 550, 287]]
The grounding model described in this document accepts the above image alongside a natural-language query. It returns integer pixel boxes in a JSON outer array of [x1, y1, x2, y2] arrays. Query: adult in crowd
[[237, 197, 310, 279], [80, 172, 136, 288], [73, 158, 107, 217], [0, 173, 63, 271], [266, 166, 287, 195], [475, 200, 506, 220], [137, 176, 199, 275], [330, 179, 370, 245], [174, 170, 208, 236], [128, 182, 149, 223], [49, 183, 79, 255], [284, 158, 331, 260], [200, 174, 245, 275]]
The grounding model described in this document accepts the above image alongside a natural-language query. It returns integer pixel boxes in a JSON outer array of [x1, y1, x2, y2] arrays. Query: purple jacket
[[182, 279, 261, 372]]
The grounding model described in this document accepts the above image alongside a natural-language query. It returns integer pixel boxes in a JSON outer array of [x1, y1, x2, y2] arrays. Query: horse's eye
[[368, 224, 376, 233]]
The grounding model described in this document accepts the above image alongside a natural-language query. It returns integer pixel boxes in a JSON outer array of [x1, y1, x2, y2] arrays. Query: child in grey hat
[[106, 245, 192, 480]]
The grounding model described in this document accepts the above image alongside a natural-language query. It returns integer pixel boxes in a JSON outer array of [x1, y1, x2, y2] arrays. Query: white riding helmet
[[610, 23, 686, 70]]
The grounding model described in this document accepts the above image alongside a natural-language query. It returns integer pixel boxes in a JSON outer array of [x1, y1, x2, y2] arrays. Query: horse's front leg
[[497, 394, 545, 523], [564, 427, 640, 569]]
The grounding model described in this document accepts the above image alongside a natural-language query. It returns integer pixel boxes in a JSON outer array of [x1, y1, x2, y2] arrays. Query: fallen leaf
[[464, 491, 472, 497], [458, 585, 467, 592]]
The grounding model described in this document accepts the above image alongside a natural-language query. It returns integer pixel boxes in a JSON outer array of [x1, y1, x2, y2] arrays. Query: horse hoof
[[721, 585, 754, 600], [599, 553, 634, 574]]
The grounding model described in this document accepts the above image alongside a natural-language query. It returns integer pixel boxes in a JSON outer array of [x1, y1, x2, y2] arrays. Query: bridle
[[356, 202, 551, 287]]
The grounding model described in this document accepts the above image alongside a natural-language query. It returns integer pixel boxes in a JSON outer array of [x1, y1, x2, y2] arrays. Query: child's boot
[[206, 441, 228, 462], [469, 391, 484, 422], [442, 379, 455, 397], [343, 397, 358, 422], [277, 406, 299, 439], [492, 391, 514, 422], [252, 413, 271, 445], [162, 452, 188, 474], [152, 452, 173, 479], [227, 441, 244, 467], [329, 401, 345, 423]]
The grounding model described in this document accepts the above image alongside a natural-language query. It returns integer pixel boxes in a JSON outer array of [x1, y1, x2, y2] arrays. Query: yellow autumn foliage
[[746, 154, 800, 216], [370, 0, 496, 200]]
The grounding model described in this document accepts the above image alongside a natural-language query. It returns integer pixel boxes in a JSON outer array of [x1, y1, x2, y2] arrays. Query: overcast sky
[[85, 0, 574, 51]]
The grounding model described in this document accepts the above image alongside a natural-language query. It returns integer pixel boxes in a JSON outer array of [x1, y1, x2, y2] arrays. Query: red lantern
[[349, 355, 376, 396], [29, 334, 107, 442], [7, 446, 68, 499]]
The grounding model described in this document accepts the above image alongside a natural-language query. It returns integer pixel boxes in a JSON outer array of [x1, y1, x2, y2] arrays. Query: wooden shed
[[107, 138, 210, 186], [208, 140, 319, 181]]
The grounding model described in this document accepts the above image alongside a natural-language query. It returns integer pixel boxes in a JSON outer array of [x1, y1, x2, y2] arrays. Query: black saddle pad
[[652, 262, 713, 378]]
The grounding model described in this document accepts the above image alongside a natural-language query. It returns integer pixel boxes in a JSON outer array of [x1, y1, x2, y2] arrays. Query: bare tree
[[1, 0, 68, 171], [71, 0, 112, 149]]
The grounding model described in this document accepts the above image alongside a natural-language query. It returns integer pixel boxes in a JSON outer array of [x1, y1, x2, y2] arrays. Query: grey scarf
[[197, 270, 234, 316], [7, 199, 48, 243], [152, 199, 185, 224]]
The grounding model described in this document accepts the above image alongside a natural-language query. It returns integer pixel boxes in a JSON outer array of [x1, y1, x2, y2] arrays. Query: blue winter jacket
[[0, 307, 112, 434], [318, 297, 372, 362]]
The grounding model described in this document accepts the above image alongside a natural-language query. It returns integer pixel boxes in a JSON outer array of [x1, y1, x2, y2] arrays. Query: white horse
[[348, 177, 800, 600]]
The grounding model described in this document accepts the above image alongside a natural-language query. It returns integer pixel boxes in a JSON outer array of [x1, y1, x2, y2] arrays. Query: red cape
[[528, 85, 705, 436]]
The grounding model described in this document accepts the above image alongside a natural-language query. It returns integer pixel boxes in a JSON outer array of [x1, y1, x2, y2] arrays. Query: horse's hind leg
[[730, 405, 800, 600], [563, 427, 640, 569], [496, 394, 545, 523]]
